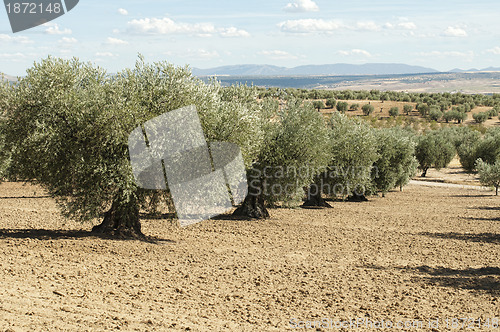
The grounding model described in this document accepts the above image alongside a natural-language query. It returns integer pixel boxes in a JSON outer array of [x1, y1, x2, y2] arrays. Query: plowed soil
[[0, 181, 498, 331]]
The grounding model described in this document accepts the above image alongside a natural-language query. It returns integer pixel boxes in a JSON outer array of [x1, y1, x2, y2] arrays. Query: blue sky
[[1, 0, 500, 75]]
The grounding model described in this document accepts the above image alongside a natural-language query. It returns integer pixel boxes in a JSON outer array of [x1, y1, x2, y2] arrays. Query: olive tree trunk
[[92, 192, 144, 239], [302, 183, 332, 208], [233, 168, 269, 219]]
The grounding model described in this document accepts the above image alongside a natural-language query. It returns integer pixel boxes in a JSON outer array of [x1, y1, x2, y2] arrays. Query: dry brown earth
[[0, 180, 498, 331]]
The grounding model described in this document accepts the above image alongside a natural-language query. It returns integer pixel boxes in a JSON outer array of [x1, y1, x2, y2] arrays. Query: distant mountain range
[[449, 67, 500, 73], [4, 64, 500, 80], [192, 63, 441, 76], [1, 73, 16, 81]]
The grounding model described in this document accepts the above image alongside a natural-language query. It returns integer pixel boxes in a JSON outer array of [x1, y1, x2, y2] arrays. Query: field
[[317, 99, 500, 129], [214, 72, 500, 94], [0, 175, 498, 330]]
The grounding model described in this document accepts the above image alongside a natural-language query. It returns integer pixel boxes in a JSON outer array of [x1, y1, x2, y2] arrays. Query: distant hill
[[192, 63, 440, 77], [450, 67, 500, 73], [1, 73, 17, 82]]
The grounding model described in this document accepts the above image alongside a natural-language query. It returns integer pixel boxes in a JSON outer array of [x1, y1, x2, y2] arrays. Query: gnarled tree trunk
[[92, 191, 144, 239], [421, 167, 429, 177], [233, 168, 269, 219], [302, 183, 332, 208]]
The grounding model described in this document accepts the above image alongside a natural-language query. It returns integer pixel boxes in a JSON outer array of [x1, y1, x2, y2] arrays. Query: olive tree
[[415, 130, 456, 177], [473, 112, 488, 124], [326, 98, 337, 109], [234, 98, 331, 216], [403, 104, 413, 115], [372, 128, 418, 195], [389, 107, 399, 117], [303, 113, 378, 206], [313, 100, 325, 111], [362, 104, 374, 116], [4, 57, 265, 238], [0, 76, 12, 178], [476, 159, 500, 195], [336, 101, 349, 113]]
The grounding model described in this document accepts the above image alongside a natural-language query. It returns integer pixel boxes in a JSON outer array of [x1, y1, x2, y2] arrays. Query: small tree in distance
[[389, 107, 399, 117], [476, 159, 500, 195], [336, 101, 349, 113], [403, 104, 413, 115], [313, 100, 325, 111], [473, 112, 488, 124], [415, 131, 456, 177], [362, 104, 374, 116], [326, 98, 337, 109]]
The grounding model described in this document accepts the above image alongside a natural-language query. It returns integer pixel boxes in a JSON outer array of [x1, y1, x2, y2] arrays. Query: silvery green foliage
[[373, 127, 419, 194], [4, 56, 267, 222], [257, 99, 331, 205], [415, 130, 456, 176], [476, 158, 500, 195], [0, 75, 12, 178], [323, 113, 378, 197]]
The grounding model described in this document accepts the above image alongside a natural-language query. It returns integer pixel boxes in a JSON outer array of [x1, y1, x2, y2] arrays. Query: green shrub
[[415, 130, 456, 177], [403, 104, 413, 115], [476, 159, 500, 195], [429, 107, 443, 121], [389, 107, 399, 117], [326, 98, 337, 108], [362, 104, 375, 116], [336, 101, 349, 113], [473, 112, 488, 124], [313, 100, 326, 111], [349, 103, 360, 112]]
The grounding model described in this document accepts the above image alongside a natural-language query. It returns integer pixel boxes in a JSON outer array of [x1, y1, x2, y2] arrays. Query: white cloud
[[337, 49, 372, 57], [44, 23, 72, 35], [487, 47, 500, 55], [127, 17, 248, 38], [258, 50, 299, 60], [384, 21, 417, 30], [128, 17, 215, 35], [186, 49, 220, 59], [278, 19, 414, 34], [278, 19, 342, 33], [106, 37, 129, 45], [220, 27, 250, 38], [0, 34, 32, 44], [354, 21, 380, 32], [397, 22, 417, 30], [59, 37, 78, 44], [443, 26, 467, 37], [118, 8, 128, 16], [283, 0, 319, 13], [0, 52, 27, 60], [96, 52, 115, 57]]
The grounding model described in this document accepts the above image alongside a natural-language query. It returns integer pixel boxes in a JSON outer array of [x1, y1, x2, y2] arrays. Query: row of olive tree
[[1, 57, 470, 239], [1, 57, 278, 238], [0, 57, 340, 237]]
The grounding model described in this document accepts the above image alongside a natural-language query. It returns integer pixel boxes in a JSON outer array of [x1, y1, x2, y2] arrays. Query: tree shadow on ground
[[471, 206, 500, 211], [420, 232, 500, 244], [0, 195, 51, 199], [363, 264, 500, 295], [139, 212, 176, 220], [461, 216, 500, 222], [408, 266, 500, 295], [0, 228, 175, 244], [450, 194, 493, 198]]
